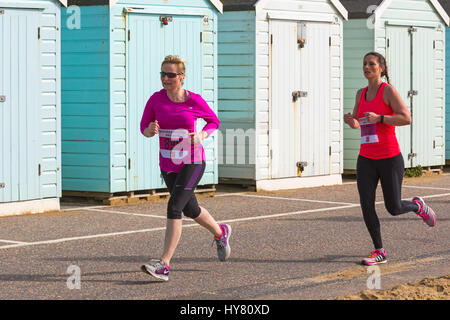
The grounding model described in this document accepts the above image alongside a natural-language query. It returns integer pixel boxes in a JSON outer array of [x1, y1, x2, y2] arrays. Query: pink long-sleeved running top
[[140, 89, 220, 173]]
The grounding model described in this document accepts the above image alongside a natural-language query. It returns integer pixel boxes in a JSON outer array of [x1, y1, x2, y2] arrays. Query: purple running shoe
[[141, 259, 170, 281], [214, 224, 232, 261]]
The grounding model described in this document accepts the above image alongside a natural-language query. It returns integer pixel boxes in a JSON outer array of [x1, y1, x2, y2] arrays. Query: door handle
[[0, 95, 5, 102]]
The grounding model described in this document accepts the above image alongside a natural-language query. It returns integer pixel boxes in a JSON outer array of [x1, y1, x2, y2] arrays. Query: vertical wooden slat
[[127, 13, 203, 191], [11, 13, 19, 201], [412, 27, 435, 167], [270, 19, 296, 178], [387, 25, 412, 168], [19, 13, 27, 200], [1, 9, 40, 202], [0, 12, 7, 202], [446, 28, 450, 161], [270, 20, 331, 178], [300, 22, 330, 177], [0, 12, 3, 202]]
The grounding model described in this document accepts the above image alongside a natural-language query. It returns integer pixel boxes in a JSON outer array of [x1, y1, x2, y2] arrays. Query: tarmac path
[[0, 173, 448, 301]]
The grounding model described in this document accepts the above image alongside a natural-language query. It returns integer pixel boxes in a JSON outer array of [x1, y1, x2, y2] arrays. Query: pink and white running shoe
[[362, 248, 387, 266], [413, 197, 436, 227]]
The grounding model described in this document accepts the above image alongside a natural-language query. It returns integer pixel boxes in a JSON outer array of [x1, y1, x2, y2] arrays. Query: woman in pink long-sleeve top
[[139, 56, 231, 281]]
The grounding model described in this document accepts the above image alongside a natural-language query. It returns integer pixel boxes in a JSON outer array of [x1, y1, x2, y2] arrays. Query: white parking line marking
[[0, 227, 166, 250], [3, 192, 446, 251], [62, 205, 109, 212], [221, 193, 357, 205], [87, 208, 191, 221], [403, 185, 450, 191], [377, 192, 450, 205], [215, 192, 249, 197], [414, 192, 450, 199], [0, 223, 202, 250], [88, 208, 167, 219], [0, 239, 28, 245], [0, 204, 357, 250], [218, 204, 359, 224]]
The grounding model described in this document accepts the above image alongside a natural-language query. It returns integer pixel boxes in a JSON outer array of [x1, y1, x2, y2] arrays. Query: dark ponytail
[[364, 52, 390, 84]]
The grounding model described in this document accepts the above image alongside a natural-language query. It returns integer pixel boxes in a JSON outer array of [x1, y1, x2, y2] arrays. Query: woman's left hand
[[364, 112, 381, 123], [189, 131, 208, 144]]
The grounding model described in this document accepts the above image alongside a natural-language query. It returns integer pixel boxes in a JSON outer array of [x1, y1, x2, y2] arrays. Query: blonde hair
[[161, 55, 186, 75]]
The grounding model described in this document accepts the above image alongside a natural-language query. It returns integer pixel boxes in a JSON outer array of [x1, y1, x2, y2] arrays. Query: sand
[[338, 275, 450, 300]]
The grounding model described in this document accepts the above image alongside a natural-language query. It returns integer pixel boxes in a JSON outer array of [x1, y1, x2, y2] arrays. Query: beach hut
[[218, 0, 348, 191], [340, 0, 449, 171], [439, 0, 450, 163], [61, 0, 222, 201], [0, 0, 65, 216]]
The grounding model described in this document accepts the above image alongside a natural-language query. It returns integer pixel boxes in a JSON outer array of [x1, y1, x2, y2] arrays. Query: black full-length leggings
[[356, 153, 419, 249], [161, 161, 206, 220]]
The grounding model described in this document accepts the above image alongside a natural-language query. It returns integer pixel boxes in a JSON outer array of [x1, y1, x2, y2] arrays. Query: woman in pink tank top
[[344, 52, 437, 266]]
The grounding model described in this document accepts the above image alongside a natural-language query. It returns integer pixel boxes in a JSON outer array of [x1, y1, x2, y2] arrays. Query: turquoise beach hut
[[0, 0, 65, 216], [439, 0, 450, 163], [218, 0, 348, 191], [61, 0, 222, 201], [340, 0, 449, 171]]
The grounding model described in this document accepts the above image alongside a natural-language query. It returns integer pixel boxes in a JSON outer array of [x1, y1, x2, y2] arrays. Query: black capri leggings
[[356, 153, 419, 249], [161, 162, 206, 220]]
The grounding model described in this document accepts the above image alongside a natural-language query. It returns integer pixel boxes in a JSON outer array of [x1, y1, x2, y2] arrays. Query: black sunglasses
[[160, 71, 182, 78]]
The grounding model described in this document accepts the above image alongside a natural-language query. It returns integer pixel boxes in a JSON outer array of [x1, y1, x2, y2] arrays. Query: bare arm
[[344, 88, 363, 129], [365, 84, 411, 126], [383, 84, 411, 125], [143, 127, 153, 138], [143, 120, 159, 138]]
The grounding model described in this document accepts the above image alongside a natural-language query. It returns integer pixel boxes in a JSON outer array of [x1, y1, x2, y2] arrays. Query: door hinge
[[329, 146, 332, 156], [38, 27, 40, 40], [292, 91, 307, 102], [387, 39, 390, 48], [38, 164, 41, 176], [329, 36, 331, 47], [408, 90, 418, 97], [270, 34, 273, 44], [408, 152, 417, 160], [408, 26, 417, 34], [296, 161, 307, 173], [200, 32, 202, 43], [160, 16, 172, 25], [128, 158, 131, 170], [128, 29, 131, 41]]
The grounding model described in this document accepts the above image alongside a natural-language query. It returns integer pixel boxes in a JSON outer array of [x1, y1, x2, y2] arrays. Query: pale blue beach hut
[[61, 0, 222, 201], [340, 0, 449, 171], [218, 0, 348, 191], [0, 0, 65, 216]]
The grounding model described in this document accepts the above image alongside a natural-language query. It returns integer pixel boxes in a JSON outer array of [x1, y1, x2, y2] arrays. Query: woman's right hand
[[344, 113, 358, 129], [147, 120, 159, 137]]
